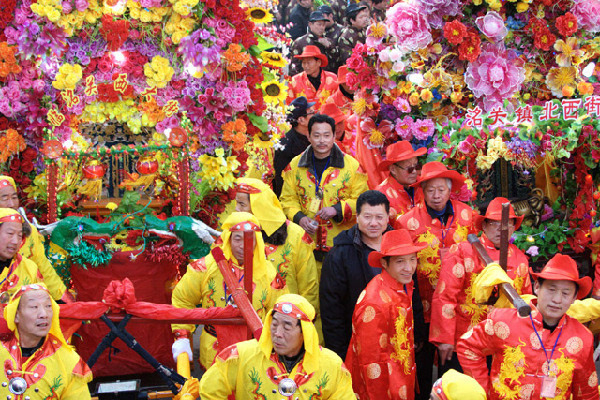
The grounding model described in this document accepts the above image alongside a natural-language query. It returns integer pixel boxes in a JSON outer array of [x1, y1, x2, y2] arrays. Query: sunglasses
[[395, 164, 418, 174]]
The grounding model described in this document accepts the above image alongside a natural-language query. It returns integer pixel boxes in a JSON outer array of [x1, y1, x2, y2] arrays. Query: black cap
[[317, 5, 333, 14], [309, 10, 329, 22], [290, 96, 316, 120], [345, 3, 367, 17]]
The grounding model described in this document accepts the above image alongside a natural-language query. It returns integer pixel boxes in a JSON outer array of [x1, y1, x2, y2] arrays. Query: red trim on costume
[[189, 258, 207, 272], [9, 282, 50, 301], [431, 378, 449, 400], [273, 302, 311, 322], [229, 221, 261, 232], [0, 214, 23, 224], [235, 183, 262, 194]]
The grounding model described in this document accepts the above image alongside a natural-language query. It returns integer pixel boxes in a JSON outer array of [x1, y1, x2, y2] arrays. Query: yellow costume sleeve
[[22, 227, 66, 300], [171, 266, 205, 334], [472, 263, 513, 305], [199, 346, 240, 399], [567, 298, 600, 324], [330, 362, 357, 399], [292, 231, 319, 317], [337, 159, 368, 223], [280, 161, 306, 220]]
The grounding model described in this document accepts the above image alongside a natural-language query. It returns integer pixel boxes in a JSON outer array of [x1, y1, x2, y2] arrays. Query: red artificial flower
[[555, 12, 578, 37], [458, 32, 481, 62], [533, 27, 556, 51], [99, 15, 130, 52], [444, 20, 467, 45]]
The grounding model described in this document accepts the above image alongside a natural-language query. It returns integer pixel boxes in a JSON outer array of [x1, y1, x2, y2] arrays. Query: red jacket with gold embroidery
[[287, 70, 339, 110], [346, 270, 416, 400], [396, 201, 474, 322], [376, 177, 424, 221], [430, 234, 532, 347], [1, 334, 92, 400], [457, 303, 598, 400]]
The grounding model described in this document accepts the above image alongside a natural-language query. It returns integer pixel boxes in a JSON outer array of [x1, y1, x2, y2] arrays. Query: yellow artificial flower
[[546, 66, 577, 98], [261, 80, 288, 104], [554, 37, 584, 67], [487, 136, 508, 159], [260, 51, 287, 68], [246, 7, 273, 24], [420, 89, 434, 102], [144, 56, 175, 89], [52, 63, 83, 90], [476, 150, 498, 170], [516, 1, 529, 12], [31, 0, 62, 22]]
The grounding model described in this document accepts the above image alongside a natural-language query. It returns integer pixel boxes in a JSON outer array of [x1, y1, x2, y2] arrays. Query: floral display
[[0, 0, 290, 225]]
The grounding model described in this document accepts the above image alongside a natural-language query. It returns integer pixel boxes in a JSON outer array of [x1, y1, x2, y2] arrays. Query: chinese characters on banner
[[465, 96, 600, 128]]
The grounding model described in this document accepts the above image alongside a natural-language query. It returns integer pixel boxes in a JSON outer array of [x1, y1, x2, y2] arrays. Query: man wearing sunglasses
[[376, 141, 427, 223]]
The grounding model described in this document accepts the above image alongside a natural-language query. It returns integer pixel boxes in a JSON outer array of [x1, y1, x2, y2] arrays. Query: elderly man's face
[[230, 231, 256, 266], [0, 185, 19, 209], [235, 192, 252, 214], [0, 221, 22, 261], [15, 290, 53, 347], [389, 157, 418, 186], [423, 178, 451, 212], [482, 218, 516, 248], [270, 311, 304, 357]]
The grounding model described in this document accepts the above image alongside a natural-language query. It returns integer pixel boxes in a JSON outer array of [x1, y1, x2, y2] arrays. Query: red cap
[[377, 141, 427, 171], [294, 45, 328, 67], [473, 197, 523, 232], [531, 254, 592, 299], [368, 229, 427, 269], [337, 65, 348, 84], [411, 161, 465, 192], [321, 102, 348, 124]]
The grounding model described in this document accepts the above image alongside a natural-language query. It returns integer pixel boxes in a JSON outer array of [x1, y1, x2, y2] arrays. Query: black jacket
[[273, 127, 310, 197], [288, 4, 311, 40], [319, 224, 426, 360]]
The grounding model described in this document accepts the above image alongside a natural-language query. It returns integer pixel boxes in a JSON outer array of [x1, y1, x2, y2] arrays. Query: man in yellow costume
[[171, 212, 287, 370], [0, 176, 68, 302], [0, 208, 44, 302], [235, 178, 320, 333], [199, 294, 356, 399], [280, 114, 368, 270], [0, 283, 92, 399]]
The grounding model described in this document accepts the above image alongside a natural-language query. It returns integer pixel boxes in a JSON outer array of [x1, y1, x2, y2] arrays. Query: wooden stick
[[499, 203, 510, 270], [243, 230, 254, 340], [467, 234, 531, 317]]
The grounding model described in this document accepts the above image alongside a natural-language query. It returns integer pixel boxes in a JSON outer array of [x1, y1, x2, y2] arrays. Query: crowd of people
[[1, 1, 600, 399]]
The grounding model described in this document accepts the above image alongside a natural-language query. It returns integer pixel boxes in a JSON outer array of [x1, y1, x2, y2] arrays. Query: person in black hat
[[319, 5, 344, 62], [287, 0, 313, 40], [273, 96, 316, 197], [368, 0, 390, 22], [290, 11, 334, 76], [336, 2, 371, 67]]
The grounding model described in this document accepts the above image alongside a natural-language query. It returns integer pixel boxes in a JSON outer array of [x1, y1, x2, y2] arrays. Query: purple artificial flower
[[525, 246, 539, 257], [417, 0, 462, 29]]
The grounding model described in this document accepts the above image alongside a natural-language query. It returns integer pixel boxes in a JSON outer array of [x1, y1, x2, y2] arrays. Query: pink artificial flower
[[412, 119, 434, 140], [572, 0, 600, 33], [385, 2, 432, 52], [476, 11, 508, 42], [525, 246, 539, 257], [450, 183, 473, 202], [395, 116, 413, 140], [366, 22, 388, 47], [62, 1, 73, 13], [465, 43, 526, 112], [393, 97, 411, 113], [75, 0, 88, 11]]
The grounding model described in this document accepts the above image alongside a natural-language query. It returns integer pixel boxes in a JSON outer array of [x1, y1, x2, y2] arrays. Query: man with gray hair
[[395, 161, 474, 399]]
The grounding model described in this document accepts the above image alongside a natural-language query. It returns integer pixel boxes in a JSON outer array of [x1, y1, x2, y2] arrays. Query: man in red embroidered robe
[[375, 141, 426, 222], [430, 197, 532, 376], [287, 46, 338, 110], [395, 161, 474, 398], [458, 254, 598, 400], [346, 229, 427, 400]]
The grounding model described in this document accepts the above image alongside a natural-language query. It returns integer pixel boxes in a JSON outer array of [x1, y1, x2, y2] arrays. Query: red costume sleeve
[[457, 316, 495, 393]]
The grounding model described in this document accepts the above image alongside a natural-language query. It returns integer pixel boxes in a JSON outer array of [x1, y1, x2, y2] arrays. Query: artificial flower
[[443, 20, 467, 45], [260, 51, 287, 68], [261, 80, 287, 104], [366, 22, 388, 47], [386, 2, 432, 52], [555, 12, 578, 37], [52, 63, 83, 90], [246, 7, 273, 24], [458, 32, 481, 62], [412, 118, 434, 140], [222, 43, 250, 72], [533, 27, 556, 51], [546, 66, 577, 97], [572, 0, 600, 33], [554, 37, 584, 67], [0, 42, 21, 79], [143, 55, 174, 88], [475, 11, 508, 42]]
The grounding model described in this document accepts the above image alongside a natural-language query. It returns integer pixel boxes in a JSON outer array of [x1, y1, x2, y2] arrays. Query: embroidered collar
[[298, 143, 345, 169]]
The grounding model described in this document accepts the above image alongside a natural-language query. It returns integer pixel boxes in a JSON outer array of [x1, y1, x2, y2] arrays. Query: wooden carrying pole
[[467, 233, 532, 317]]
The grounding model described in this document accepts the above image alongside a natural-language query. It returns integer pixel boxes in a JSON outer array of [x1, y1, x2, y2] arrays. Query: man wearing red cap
[[395, 161, 474, 398], [289, 11, 334, 76], [458, 254, 597, 400], [288, 45, 339, 110], [430, 197, 532, 376], [0, 176, 68, 302], [324, 66, 355, 113], [376, 141, 427, 221], [346, 229, 426, 400]]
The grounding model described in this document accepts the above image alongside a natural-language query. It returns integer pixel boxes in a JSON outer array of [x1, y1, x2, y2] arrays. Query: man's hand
[[317, 37, 331, 48], [299, 216, 317, 235], [316, 207, 337, 220], [414, 341, 424, 353], [437, 343, 454, 365], [172, 338, 193, 363]]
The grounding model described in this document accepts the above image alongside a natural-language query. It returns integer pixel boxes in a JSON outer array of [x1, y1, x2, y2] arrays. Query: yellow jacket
[[172, 254, 287, 369], [199, 339, 356, 399], [20, 225, 66, 300], [280, 145, 368, 253], [0, 254, 41, 298]]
